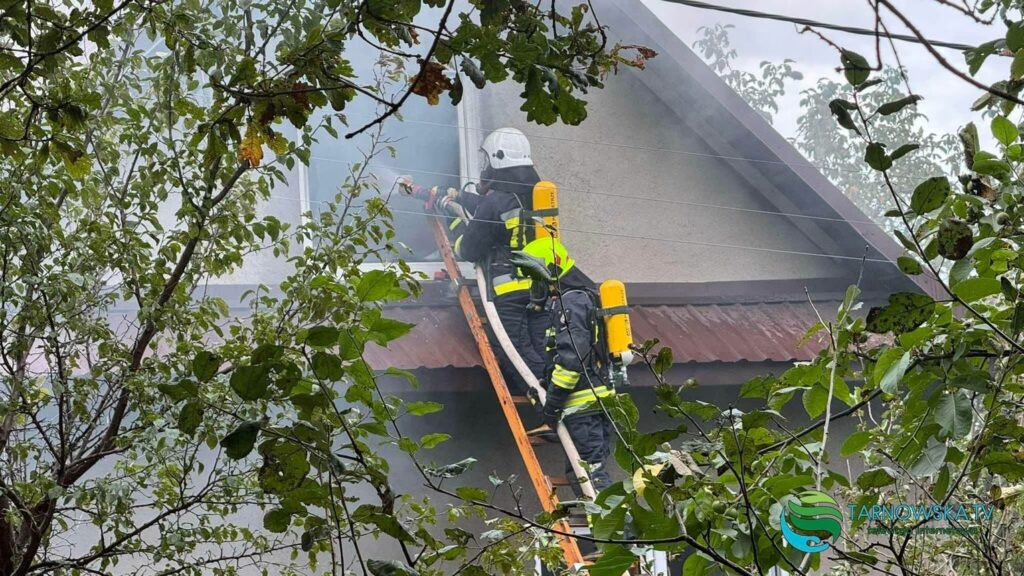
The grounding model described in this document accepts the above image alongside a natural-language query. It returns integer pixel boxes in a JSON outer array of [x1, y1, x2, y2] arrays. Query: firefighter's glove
[[542, 403, 563, 430], [542, 384, 572, 430]]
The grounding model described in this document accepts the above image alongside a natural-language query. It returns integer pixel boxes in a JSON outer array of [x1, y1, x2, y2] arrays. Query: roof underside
[[363, 298, 832, 370]]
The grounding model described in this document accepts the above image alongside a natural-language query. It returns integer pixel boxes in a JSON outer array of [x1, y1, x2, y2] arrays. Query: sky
[[638, 0, 1006, 142]]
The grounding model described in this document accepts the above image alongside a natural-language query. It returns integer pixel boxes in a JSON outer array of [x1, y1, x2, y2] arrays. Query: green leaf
[[876, 349, 910, 394], [311, 351, 344, 381], [952, 277, 1001, 303], [981, 452, 1024, 481], [877, 95, 922, 116], [230, 364, 271, 401], [178, 401, 204, 435], [739, 375, 774, 399], [973, 157, 1012, 177], [419, 432, 450, 449], [937, 219, 973, 260], [305, 325, 340, 347], [385, 367, 419, 388], [965, 39, 1001, 75], [455, 486, 489, 502], [910, 177, 950, 214], [221, 421, 260, 460], [264, 508, 291, 533], [909, 438, 947, 477], [949, 258, 974, 289], [357, 270, 398, 301], [894, 229, 918, 252], [841, 431, 872, 457], [365, 316, 414, 345], [192, 350, 221, 381], [259, 441, 310, 494], [897, 256, 923, 275], [802, 385, 828, 418], [354, 506, 418, 543], [406, 401, 443, 416], [828, 99, 860, 134], [890, 143, 920, 161], [841, 50, 871, 86], [1013, 49, 1024, 80], [933, 464, 951, 500], [866, 292, 935, 334], [936, 391, 973, 439], [158, 379, 198, 403], [857, 467, 895, 489], [864, 142, 892, 171], [951, 371, 990, 393], [653, 346, 673, 376], [992, 115, 1019, 146], [1009, 22, 1024, 52], [367, 559, 420, 576], [682, 552, 709, 576], [763, 474, 813, 497], [425, 457, 477, 478], [479, 0, 510, 26], [587, 546, 636, 576]]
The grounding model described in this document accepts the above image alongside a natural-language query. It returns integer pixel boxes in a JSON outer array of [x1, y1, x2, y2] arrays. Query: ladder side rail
[[472, 263, 598, 501], [429, 219, 584, 565]]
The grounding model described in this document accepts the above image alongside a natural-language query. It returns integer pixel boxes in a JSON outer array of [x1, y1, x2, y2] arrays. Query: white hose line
[[474, 266, 597, 501]]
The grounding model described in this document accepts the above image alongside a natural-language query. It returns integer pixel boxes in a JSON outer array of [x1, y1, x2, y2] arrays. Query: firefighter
[[510, 246, 617, 496], [450, 128, 550, 388]]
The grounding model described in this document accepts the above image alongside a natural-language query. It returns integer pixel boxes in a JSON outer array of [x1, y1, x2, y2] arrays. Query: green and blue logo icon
[[779, 490, 844, 553]]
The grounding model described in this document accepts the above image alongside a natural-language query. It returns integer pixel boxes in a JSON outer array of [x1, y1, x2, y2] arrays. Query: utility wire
[[403, 207, 895, 264], [257, 187, 896, 264], [657, 0, 977, 51], [310, 158, 881, 225]]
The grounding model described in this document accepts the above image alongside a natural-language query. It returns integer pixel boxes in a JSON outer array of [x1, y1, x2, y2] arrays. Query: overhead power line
[[658, 0, 976, 51], [248, 187, 897, 264]]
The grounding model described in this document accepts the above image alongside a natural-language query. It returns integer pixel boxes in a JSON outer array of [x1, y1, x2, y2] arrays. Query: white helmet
[[480, 127, 532, 170]]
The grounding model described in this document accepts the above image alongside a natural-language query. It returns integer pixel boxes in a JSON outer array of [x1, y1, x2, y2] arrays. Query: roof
[[364, 298, 832, 370], [363, 306, 479, 370]]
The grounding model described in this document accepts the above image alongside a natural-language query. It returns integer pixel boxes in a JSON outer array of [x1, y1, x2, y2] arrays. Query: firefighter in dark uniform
[[511, 245, 616, 496], [447, 128, 550, 388]]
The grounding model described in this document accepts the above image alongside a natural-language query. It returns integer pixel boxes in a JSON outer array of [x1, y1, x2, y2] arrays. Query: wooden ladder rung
[[526, 423, 553, 437], [548, 475, 572, 487], [510, 394, 532, 405]]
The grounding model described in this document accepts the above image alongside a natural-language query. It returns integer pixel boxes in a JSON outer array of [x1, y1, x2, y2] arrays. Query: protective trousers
[[492, 292, 548, 393], [563, 411, 614, 497]]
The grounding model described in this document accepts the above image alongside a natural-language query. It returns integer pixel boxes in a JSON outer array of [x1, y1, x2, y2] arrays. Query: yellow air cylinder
[[532, 181, 559, 239], [600, 280, 632, 359]]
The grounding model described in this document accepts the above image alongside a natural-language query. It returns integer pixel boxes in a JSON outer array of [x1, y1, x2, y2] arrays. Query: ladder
[[429, 218, 587, 566]]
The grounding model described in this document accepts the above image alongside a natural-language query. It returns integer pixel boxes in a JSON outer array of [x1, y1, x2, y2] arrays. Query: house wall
[[470, 75, 848, 284]]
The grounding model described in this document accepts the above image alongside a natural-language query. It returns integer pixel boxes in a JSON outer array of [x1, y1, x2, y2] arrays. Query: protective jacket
[[544, 272, 616, 414], [455, 165, 541, 298]]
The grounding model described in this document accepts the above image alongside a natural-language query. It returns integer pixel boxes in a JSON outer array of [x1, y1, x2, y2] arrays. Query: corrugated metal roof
[[363, 307, 480, 370], [629, 303, 825, 364], [364, 302, 829, 370]]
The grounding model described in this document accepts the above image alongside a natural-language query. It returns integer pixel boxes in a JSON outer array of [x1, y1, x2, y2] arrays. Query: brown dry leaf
[[410, 59, 452, 106], [291, 82, 310, 109], [240, 122, 264, 167], [605, 44, 659, 78]]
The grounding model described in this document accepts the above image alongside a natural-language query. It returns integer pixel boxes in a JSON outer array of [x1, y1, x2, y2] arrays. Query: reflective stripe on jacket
[[453, 166, 541, 298], [547, 289, 614, 410]]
